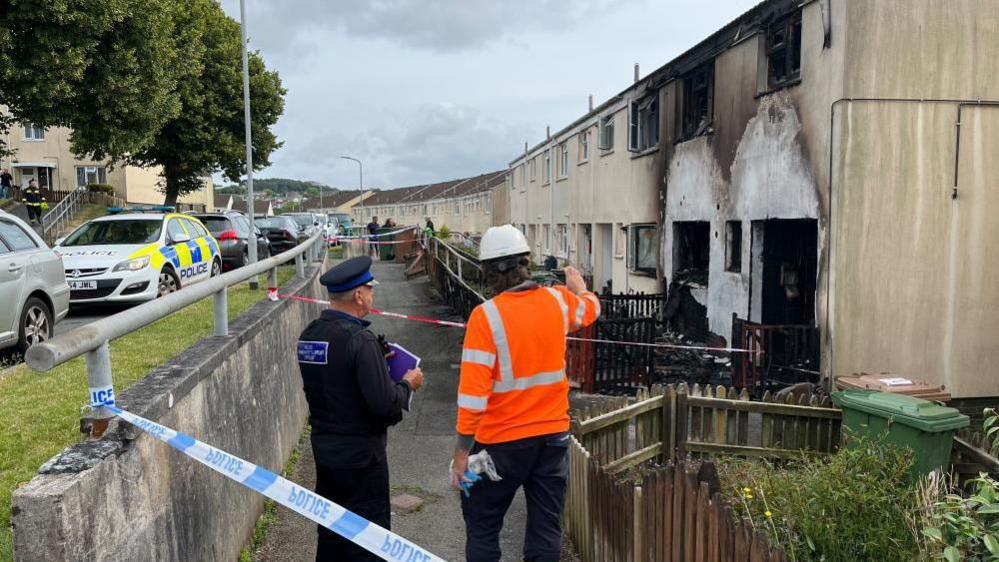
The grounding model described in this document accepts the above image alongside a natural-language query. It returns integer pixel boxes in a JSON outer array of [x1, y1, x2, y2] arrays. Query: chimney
[[588, 94, 594, 112], [546, 125, 551, 140], [634, 63, 640, 83], [524, 141, 528, 153]]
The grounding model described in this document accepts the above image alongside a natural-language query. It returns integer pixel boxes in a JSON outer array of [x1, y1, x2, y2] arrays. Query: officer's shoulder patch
[[297, 340, 329, 365]]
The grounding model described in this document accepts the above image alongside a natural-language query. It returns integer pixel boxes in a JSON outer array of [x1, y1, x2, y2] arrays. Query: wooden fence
[[952, 428, 999, 483], [572, 384, 842, 474], [568, 439, 788, 562]]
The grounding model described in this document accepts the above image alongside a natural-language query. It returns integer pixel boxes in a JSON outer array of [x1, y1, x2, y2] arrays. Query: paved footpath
[[255, 261, 531, 561]]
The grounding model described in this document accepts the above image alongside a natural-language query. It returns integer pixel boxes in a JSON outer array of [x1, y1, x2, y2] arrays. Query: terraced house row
[[503, 0, 999, 402]]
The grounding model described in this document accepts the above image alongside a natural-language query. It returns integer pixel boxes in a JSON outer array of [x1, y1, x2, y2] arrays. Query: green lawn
[[0, 268, 296, 561]]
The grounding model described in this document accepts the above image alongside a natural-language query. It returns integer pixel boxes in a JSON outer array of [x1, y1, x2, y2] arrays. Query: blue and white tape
[[107, 405, 445, 562]]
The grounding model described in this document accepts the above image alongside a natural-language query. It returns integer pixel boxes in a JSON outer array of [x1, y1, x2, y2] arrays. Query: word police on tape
[[107, 405, 446, 562]]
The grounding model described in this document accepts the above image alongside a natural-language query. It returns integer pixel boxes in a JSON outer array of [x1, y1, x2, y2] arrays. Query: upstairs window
[[24, 123, 45, 141], [559, 143, 568, 178], [543, 150, 551, 184], [767, 11, 802, 89], [530, 158, 537, 181], [599, 115, 615, 150], [579, 130, 589, 162], [520, 163, 527, 191], [629, 93, 659, 152], [682, 62, 714, 139]]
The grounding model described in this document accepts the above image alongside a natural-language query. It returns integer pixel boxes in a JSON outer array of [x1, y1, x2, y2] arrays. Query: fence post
[[269, 267, 278, 291], [633, 485, 644, 562], [84, 341, 115, 438], [295, 251, 305, 278], [213, 287, 228, 337]]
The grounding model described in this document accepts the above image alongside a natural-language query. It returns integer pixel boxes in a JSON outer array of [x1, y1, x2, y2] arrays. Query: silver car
[[0, 210, 70, 352]]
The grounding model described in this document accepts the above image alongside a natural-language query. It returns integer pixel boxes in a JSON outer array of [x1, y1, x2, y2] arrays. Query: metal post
[[213, 287, 228, 336], [239, 0, 259, 289], [85, 341, 115, 438], [295, 252, 305, 277], [269, 267, 278, 292]]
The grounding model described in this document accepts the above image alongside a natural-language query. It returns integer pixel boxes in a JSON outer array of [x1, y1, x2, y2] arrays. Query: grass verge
[[238, 427, 310, 562], [0, 267, 296, 562]]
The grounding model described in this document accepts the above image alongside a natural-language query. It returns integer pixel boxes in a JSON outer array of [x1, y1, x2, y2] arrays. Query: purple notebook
[[387, 343, 421, 382]]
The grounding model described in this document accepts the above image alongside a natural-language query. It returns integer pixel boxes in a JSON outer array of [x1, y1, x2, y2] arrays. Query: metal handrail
[[26, 233, 326, 436], [40, 187, 84, 241]]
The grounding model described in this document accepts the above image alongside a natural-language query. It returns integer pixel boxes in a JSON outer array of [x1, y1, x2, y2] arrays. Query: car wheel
[[18, 297, 52, 353], [158, 268, 179, 297]]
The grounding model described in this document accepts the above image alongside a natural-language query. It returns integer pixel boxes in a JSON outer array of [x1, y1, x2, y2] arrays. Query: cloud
[[238, 0, 639, 55]]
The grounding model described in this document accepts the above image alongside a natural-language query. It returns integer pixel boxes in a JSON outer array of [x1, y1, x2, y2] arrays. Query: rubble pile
[[653, 331, 731, 387]]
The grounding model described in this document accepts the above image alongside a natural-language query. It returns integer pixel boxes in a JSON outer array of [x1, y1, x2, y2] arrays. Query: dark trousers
[[314, 459, 391, 562], [27, 205, 42, 223], [461, 433, 570, 562]]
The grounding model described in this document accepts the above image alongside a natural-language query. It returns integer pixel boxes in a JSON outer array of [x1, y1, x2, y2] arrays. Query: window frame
[[530, 158, 537, 181], [725, 220, 743, 273], [543, 150, 551, 184], [23, 123, 45, 142], [628, 224, 658, 275], [578, 130, 589, 162], [766, 10, 803, 90], [76, 166, 107, 188], [559, 142, 569, 178], [629, 93, 660, 152], [682, 62, 715, 140], [599, 115, 615, 151]]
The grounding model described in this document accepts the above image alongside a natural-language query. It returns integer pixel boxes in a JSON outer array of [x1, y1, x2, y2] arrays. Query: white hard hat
[[479, 224, 530, 261]]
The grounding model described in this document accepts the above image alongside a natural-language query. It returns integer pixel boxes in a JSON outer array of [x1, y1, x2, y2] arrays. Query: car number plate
[[68, 280, 98, 290]]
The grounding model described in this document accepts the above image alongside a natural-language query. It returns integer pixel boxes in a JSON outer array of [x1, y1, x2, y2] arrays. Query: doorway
[[760, 219, 818, 325], [597, 223, 613, 293]]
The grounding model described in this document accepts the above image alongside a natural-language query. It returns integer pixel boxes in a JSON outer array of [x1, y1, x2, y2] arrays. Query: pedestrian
[[0, 168, 12, 199], [297, 255, 424, 561], [424, 217, 435, 237], [366, 216, 379, 257], [24, 179, 46, 225], [450, 225, 601, 562]]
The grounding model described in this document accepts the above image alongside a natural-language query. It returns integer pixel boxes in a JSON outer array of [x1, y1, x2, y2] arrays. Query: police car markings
[[104, 405, 446, 562]]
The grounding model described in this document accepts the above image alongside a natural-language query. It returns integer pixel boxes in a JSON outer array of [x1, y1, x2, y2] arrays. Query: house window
[[682, 62, 714, 139], [24, 123, 45, 141], [628, 224, 658, 274], [629, 93, 659, 152], [767, 11, 802, 89], [599, 115, 615, 150], [673, 221, 710, 278], [76, 166, 107, 187], [454, 201, 460, 215], [557, 224, 569, 258], [521, 163, 527, 191], [543, 150, 551, 184], [559, 143, 568, 178], [579, 130, 589, 161], [530, 158, 537, 181], [726, 221, 742, 272]]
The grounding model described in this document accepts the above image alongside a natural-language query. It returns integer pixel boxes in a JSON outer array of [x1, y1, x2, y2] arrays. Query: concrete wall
[[12, 267, 325, 561], [828, 0, 999, 397]]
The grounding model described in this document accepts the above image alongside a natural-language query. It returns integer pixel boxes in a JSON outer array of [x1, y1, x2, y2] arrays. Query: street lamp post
[[340, 156, 363, 232], [239, 0, 258, 288]]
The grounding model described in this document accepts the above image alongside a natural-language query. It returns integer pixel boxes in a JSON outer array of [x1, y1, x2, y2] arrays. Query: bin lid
[[831, 390, 969, 432]]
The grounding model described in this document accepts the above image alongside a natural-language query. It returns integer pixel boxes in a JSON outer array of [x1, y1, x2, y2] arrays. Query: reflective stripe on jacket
[[457, 284, 601, 444]]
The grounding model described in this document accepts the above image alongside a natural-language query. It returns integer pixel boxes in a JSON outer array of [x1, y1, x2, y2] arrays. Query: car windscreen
[[62, 220, 162, 246], [287, 215, 313, 228], [255, 218, 286, 230], [193, 216, 232, 233]]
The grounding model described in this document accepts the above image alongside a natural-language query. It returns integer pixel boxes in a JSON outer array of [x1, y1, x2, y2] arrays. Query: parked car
[[282, 212, 320, 239], [190, 211, 270, 271], [255, 216, 306, 254], [330, 212, 352, 236], [54, 210, 222, 303], [0, 210, 70, 352]]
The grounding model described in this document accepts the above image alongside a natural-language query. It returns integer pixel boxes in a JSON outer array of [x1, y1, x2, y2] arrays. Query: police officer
[[297, 256, 424, 561]]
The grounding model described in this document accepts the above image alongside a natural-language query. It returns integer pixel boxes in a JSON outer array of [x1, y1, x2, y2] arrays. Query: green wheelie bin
[[831, 389, 969, 477], [376, 227, 396, 261]]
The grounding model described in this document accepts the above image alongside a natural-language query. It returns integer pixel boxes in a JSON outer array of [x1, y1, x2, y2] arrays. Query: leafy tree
[[0, 0, 194, 158], [127, 0, 285, 205]]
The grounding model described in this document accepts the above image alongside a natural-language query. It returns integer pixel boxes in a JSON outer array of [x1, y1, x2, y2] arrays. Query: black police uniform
[[297, 256, 413, 562]]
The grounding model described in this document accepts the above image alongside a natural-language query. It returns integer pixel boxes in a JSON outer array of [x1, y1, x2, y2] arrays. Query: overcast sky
[[217, 0, 759, 189]]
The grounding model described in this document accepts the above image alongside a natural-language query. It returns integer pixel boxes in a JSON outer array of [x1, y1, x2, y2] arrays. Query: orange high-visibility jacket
[[457, 284, 601, 445]]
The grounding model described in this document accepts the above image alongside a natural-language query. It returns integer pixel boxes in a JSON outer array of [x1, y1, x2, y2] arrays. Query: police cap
[[320, 256, 380, 293]]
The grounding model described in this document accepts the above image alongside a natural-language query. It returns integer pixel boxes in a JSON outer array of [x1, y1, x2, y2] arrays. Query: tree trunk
[[162, 168, 180, 207]]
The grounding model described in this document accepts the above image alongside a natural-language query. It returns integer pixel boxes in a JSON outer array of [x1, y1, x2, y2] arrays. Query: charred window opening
[[629, 92, 659, 152], [726, 221, 742, 272], [628, 224, 659, 275], [673, 221, 710, 283], [767, 11, 802, 89], [682, 62, 714, 139]]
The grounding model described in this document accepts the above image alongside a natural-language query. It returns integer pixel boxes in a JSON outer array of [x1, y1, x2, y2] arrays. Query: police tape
[[267, 289, 762, 355], [338, 226, 419, 240], [104, 404, 446, 562]]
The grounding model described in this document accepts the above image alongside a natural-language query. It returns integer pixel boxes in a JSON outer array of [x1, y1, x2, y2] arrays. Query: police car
[[53, 208, 222, 303]]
